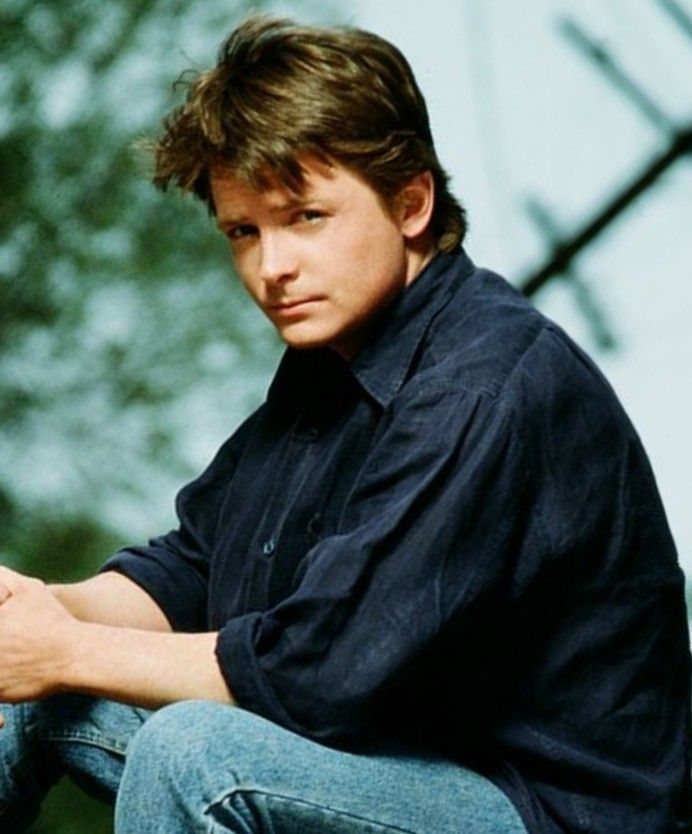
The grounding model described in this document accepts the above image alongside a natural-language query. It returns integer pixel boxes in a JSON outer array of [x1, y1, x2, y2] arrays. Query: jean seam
[[205, 787, 420, 834], [40, 729, 130, 756]]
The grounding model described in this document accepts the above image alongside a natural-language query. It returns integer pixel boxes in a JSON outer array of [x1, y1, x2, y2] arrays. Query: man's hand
[[0, 567, 234, 711], [0, 566, 79, 703]]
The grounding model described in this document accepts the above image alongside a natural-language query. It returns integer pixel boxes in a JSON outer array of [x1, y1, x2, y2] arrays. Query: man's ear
[[396, 170, 435, 240]]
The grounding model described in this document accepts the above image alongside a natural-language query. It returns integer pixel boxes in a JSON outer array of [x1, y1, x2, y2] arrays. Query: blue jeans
[[0, 695, 527, 833]]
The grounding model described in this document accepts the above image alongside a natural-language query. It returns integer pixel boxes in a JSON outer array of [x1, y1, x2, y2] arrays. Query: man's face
[[211, 157, 423, 360]]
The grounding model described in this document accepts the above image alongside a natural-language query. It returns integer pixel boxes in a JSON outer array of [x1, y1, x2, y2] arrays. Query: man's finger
[[0, 581, 11, 605]]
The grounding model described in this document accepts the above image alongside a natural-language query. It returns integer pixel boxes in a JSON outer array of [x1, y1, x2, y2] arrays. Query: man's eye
[[227, 225, 256, 241], [296, 210, 324, 224]]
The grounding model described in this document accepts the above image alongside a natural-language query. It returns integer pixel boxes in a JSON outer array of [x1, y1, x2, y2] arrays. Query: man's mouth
[[269, 297, 322, 312]]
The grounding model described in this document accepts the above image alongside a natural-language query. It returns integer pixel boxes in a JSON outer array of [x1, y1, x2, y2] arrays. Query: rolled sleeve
[[101, 532, 211, 633], [216, 380, 527, 742]]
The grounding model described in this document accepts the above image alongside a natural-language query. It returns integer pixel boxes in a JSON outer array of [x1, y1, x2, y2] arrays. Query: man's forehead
[[211, 155, 337, 192]]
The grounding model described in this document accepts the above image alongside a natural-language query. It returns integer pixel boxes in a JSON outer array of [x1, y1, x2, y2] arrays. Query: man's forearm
[[51, 571, 172, 632], [53, 574, 232, 707], [65, 623, 234, 708]]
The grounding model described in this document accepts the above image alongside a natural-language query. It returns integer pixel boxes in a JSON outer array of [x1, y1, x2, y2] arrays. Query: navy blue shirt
[[103, 248, 692, 833]]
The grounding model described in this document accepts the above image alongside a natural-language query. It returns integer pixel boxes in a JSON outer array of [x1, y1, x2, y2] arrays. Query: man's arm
[[67, 622, 233, 708], [0, 567, 234, 711], [50, 571, 172, 631]]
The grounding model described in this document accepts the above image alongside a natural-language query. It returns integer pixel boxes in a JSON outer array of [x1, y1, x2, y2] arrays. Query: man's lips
[[268, 297, 323, 312]]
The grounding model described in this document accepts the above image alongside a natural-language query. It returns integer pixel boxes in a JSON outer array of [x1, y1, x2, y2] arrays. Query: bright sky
[[345, 0, 692, 575]]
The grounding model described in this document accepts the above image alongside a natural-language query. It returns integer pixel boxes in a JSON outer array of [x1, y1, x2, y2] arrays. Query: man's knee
[[116, 701, 270, 830], [120, 700, 271, 790], [123, 700, 315, 802]]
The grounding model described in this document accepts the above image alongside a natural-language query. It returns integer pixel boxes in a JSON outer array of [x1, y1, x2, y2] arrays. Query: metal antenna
[[521, 128, 692, 298], [525, 197, 617, 350], [656, 0, 692, 42], [559, 17, 675, 134], [520, 6, 692, 319]]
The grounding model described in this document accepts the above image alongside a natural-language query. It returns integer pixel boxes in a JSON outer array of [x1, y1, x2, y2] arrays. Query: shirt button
[[262, 538, 276, 557]]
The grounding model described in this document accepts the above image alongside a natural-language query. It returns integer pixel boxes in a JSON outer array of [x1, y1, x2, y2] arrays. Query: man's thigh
[[116, 701, 527, 834]]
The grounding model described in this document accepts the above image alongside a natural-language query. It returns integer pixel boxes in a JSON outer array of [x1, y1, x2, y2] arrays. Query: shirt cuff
[[100, 548, 208, 633], [215, 614, 311, 735]]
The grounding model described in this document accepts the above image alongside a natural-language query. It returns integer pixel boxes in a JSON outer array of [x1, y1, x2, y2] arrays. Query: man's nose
[[258, 233, 298, 286]]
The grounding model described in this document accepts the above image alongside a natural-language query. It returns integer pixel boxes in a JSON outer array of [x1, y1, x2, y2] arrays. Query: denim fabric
[[118, 701, 527, 834], [102, 248, 692, 832], [0, 695, 150, 831], [0, 696, 526, 833]]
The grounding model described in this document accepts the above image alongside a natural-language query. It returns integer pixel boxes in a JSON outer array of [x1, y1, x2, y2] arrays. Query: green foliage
[[28, 780, 113, 834]]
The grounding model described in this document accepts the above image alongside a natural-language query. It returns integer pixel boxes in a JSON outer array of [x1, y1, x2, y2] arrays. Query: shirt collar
[[267, 248, 474, 408], [349, 247, 474, 406]]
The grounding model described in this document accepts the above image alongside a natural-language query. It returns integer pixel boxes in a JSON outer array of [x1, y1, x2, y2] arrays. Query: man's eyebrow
[[216, 196, 314, 228], [265, 195, 314, 215]]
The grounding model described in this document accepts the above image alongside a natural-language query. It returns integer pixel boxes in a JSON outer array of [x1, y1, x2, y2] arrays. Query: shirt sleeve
[[100, 413, 257, 632], [216, 378, 528, 742]]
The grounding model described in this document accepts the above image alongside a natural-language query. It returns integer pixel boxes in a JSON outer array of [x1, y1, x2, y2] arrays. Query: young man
[[0, 16, 690, 834]]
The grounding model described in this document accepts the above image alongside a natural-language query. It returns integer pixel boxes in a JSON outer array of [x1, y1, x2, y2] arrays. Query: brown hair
[[153, 16, 466, 251]]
